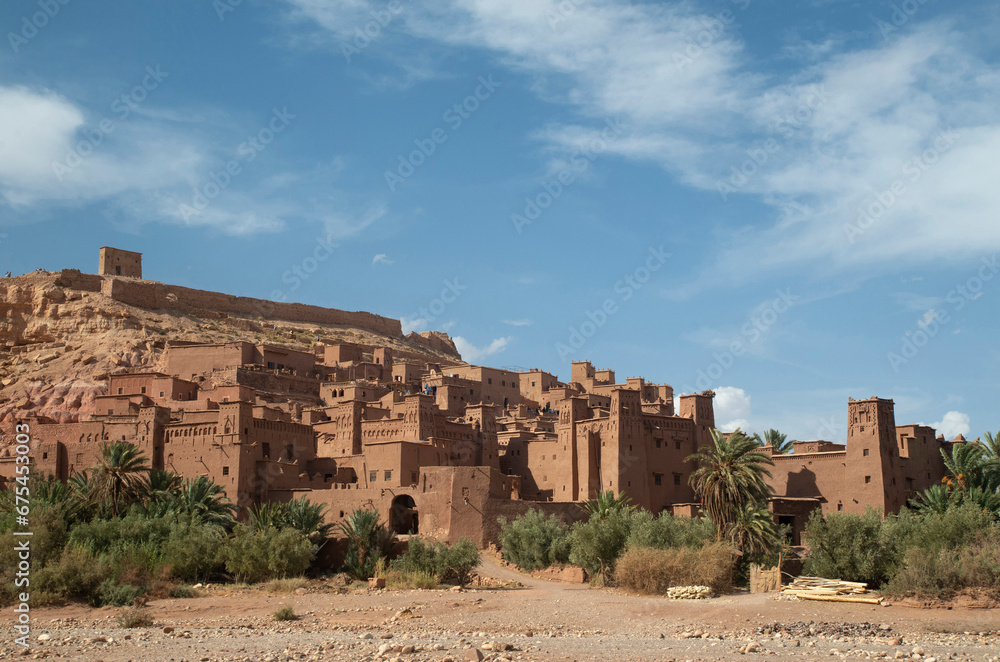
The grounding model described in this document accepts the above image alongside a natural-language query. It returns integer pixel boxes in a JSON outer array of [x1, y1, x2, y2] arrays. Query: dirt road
[[2, 559, 998, 662]]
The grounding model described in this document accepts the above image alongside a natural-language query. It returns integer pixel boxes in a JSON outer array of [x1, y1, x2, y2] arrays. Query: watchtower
[[99, 247, 142, 278]]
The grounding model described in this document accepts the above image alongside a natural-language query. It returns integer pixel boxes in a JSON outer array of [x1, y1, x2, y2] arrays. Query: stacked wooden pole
[[781, 576, 882, 604]]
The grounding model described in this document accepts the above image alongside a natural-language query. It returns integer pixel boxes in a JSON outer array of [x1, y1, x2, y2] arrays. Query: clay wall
[[100, 277, 403, 336]]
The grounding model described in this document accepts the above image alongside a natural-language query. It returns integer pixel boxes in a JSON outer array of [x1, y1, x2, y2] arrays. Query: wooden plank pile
[[781, 576, 882, 604]]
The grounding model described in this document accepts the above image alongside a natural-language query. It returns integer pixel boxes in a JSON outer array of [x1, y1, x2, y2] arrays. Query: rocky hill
[[0, 270, 462, 429]]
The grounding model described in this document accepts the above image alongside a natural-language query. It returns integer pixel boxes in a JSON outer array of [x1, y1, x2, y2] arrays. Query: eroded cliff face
[[0, 271, 462, 430]]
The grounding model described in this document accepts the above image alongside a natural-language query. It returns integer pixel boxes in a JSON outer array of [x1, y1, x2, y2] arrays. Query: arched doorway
[[390, 495, 418, 535]]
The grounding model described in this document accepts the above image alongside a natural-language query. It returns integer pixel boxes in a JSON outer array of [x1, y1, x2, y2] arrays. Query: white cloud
[[931, 411, 971, 439], [372, 253, 393, 266], [400, 316, 429, 334], [286, 2, 1000, 284], [714, 386, 752, 432], [0, 83, 374, 238], [502, 318, 533, 327], [453, 335, 512, 363]]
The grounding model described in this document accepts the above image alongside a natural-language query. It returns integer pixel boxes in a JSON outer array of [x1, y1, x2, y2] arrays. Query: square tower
[[99, 247, 142, 278]]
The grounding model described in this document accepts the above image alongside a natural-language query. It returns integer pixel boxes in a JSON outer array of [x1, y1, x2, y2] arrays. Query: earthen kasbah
[[0, 248, 967, 545]]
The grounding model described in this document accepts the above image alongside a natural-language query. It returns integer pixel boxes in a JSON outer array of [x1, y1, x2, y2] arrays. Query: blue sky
[[1, 0, 998, 442]]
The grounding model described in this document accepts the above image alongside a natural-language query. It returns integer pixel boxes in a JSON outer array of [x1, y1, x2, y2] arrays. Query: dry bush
[[615, 543, 733, 596], [264, 577, 309, 594], [885, 529, 1000, 599], [385, 569, 439, 590]]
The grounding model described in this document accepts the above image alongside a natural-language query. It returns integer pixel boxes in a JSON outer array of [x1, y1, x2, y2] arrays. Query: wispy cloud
[[453, 335, 512, 363], [372, 253, 393, 266], [286, 1, 1000, 289], [502, 318, 533, 327]]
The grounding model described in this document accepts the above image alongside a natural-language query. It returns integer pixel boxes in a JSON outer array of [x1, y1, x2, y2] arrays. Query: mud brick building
[[0, 248, 966, 547]]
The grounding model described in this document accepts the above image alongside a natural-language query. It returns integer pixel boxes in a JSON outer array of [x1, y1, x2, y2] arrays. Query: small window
[[267, 361, 275, 369], [117, 388, 123, 394], [42, 452, 48, 460], [675, 441, 681, 450], [654, 473, 663, 486], [837, 503, 844, 511], [140, 386, 146, 394], [262, 443, 270, 458], [674, 474, 681, 485], [222, 466, 229, 476], [411, 472, 418, 484], [159, 391, 164, 397], [339, 511, 345, 518], [864, 475, 872, 484], [369, 471, 377, 482], [656, 439, 661, 448], [863, 448, 870, 456], [384, 470, 392, 481]]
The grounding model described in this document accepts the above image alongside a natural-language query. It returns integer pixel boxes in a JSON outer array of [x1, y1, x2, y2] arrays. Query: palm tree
[[145, 469, 183, 503], [941, 442, 988, 492], [170, 476, 237, 528], [687, 429, 775, 538], [283, 498, 336, 543], [91, 442, 150, 518], [761, 429, 794, 454], [727, 501, 783, 562], [911, 484, 952, 515], [580, 490, 635, 522], [340, 508, 396, 580]]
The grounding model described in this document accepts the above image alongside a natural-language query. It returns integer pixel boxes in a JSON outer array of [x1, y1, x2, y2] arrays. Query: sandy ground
[[2, 558, 998, 662]]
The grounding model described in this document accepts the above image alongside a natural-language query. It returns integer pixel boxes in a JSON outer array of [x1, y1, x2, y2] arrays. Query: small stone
[[162, 627, 174, 634], [401, 645, 415, 654], [913, 647, 925, 656], [381, 633, 394, 640], [891, 637, 904, 646], [464, 650, 485, 662], [37, 634, 50, 642]]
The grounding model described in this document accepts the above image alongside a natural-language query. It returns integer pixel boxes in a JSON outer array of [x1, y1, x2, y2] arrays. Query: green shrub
[[391, 537, 481, 585], [802, 507, 903, 587], [804, 503, 997, 590], [99, 579, 145, 607], [217, 525, 313, 583], [167, 584, 199, 599], [568, 509, 634, 578], [497, 510, 571, 571], [626, 511, 716, 551], [32, 548, 111, 606], [273, 606, 298, 621], [615, 543, 734, 596], [162, 519, 225, 582], [116, 606, 154, 628]]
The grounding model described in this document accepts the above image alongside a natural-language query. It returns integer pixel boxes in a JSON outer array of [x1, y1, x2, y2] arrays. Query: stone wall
[[98, 276, 403, 337]]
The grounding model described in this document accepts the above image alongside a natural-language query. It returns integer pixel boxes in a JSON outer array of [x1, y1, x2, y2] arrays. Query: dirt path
[[2, 572, 998, 662]]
